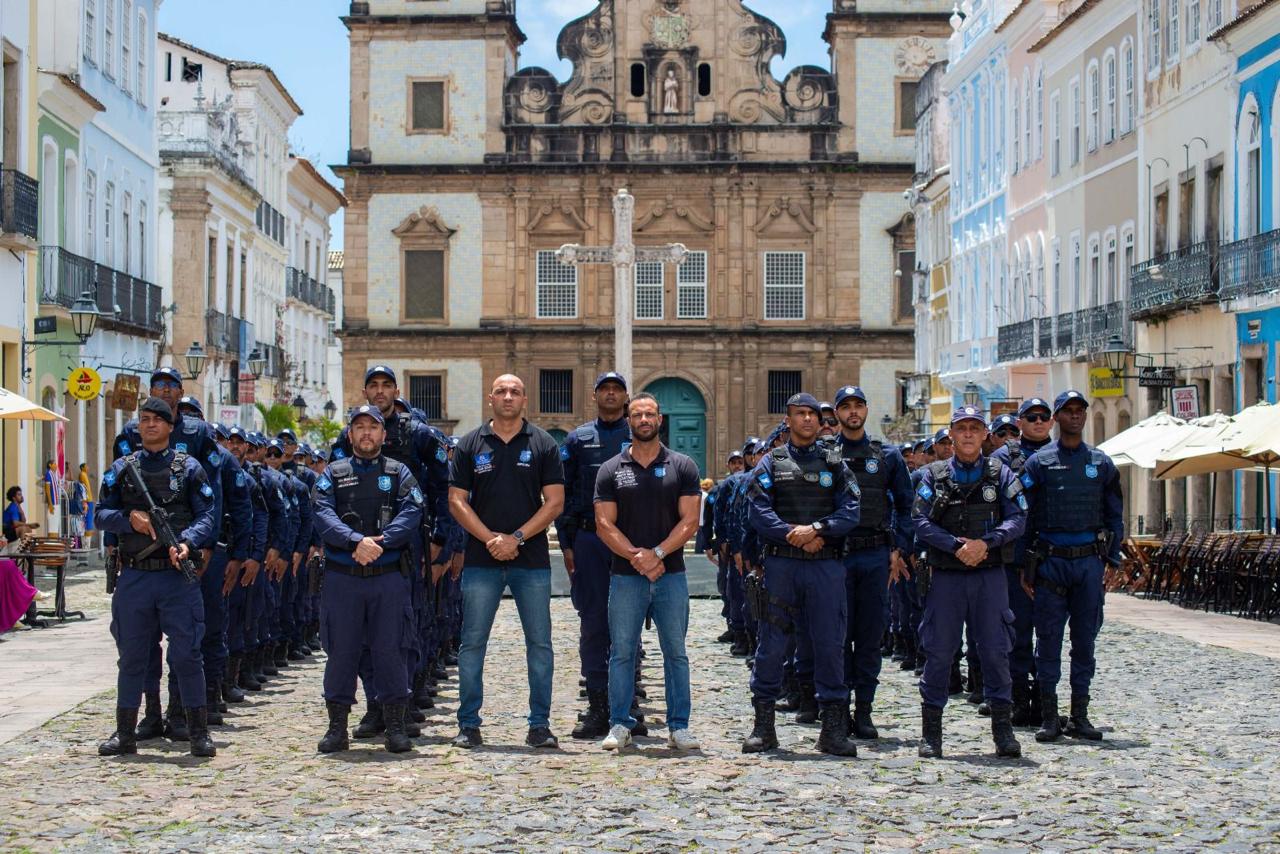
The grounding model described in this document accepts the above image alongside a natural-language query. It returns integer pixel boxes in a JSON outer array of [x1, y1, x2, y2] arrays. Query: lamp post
[[247, 347, 266, 380], [69, 292, 101, 341], [963, 382, 982, 409], [292, 395, 307, 421], [183, 342, 207, 380], [1102, 333, 1131, 378], [912, 394, 929, 435], [323, 399, 337, 421]]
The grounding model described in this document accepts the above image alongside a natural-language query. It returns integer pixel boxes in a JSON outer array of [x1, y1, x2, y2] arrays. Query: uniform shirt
[[747, 441, 861, 547], [95, 448, 217, 556], [450, 418, 564, 569], [218, 453, 253, 560], [557, 416, 631, 548], [252, 464, 293, 556], [312, 455, 424, 567], [911, 455, 1026, 557], [242, 464, 269, 563], [1022, 440, 1125, 564], [695, 482, 721, 552], [333, 412, 449, 540], [594, 444, 701, 576], [992, 436, 1053, 557], [837, 433, 915, 553]]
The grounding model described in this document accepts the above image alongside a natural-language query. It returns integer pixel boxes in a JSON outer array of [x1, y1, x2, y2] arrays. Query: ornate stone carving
[[505, 68, 561, 124], [646, 0, 692, 48], [662, 68, 681, 114], [781, 65, 836, 122], [391, 206, 458, 240], [754, 196, 817, 234], [527, 199, 592, 233], [634, 194, 715, 232]]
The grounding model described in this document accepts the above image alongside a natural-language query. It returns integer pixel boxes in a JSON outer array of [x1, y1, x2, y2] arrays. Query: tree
[[255, 402, 298, 437], [301, 416, 341, 448]]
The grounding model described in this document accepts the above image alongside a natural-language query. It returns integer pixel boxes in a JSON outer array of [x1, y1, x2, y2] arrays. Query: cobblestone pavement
[[2, 593, 1279, 852]]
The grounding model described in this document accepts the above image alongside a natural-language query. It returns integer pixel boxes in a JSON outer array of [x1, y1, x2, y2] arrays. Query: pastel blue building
[[1215, 1, 1280, 529]]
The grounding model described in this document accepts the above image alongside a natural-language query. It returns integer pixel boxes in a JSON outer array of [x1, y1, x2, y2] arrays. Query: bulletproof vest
[[768, 445, 842, 526], [843, 438, 889, 532], [382, 413, 416, 467], [1030, 447, 1106, 533], [570, 421, 631, 516], [329, 456, 404, 538], [1004, 443, 1028, 474], [118, 452, 195, 561], [926, 458, 1014, 569]]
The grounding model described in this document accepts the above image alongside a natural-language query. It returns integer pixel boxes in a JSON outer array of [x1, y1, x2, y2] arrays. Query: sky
[[156, 0, 833, 249]]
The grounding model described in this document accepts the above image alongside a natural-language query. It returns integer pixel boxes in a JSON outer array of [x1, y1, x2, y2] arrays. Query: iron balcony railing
[[1129, 241, 1218, 320], [996, 318, 1036, 362], [286, 266, 334, 314], [39, 245, 161, 333], [0, 167, 38, 240], [206, 309, 247, 355], [39, 245, 96, 308], [995, 302, 1131, 363], [1218, 228, 1280, 301], [256, 200, 284, 246]]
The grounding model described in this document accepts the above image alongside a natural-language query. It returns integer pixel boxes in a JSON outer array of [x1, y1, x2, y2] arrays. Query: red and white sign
[[1171, 385, 1200, 420]]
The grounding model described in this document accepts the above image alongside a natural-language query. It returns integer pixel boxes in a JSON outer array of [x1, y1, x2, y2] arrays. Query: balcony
[[286, 266, 334, 315], [40, 245, 96, 308], [1072, 301, 1129, 353], [39, 245, 162, 334], [158, 110, 255, 188], [256, 342, 285, 379], [1218, 228, 1280, 302], [256, 200, 284, 246], [994, 302, 1131, 364], [996, 318, 1036, 362], [1129, 241, 1218, 320], [206, 310, 253, 357], [0, 168, 38, 249]]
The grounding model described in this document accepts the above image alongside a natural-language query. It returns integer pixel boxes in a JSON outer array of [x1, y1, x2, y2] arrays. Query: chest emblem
[[519, 449, 533, 464], [1085, 464, 1099, 479], [865, 459, 879, 474], [378, 475, 393, 492], [174, 442, 188, 453], [818, 471, 833, 488], [654, 466, 666, 479], [982, 485, 998, 503]]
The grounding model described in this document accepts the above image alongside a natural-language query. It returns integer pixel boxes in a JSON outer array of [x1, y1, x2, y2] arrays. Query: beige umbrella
[[0, 387, 68, 421], [1097, 410, 1188, 469]]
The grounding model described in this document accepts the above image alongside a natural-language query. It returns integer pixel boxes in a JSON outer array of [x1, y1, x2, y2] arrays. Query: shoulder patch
[[916, 483, 934, 501], [316, 475, 332, 493], [756, 471, 773, 489], [559, 444, 570, 460], [207, 450, 220, 467], [436, 445, 448, 463], [174, 442, 188, 453], [1020, 471, 1034, 488], [200, 482, 213, 498], [235, 472, 246, 488], [1016, 494, 1029, 511], [104, 469, 117, 487], [117, 439, 131, 454], [410, 486, 424, 505]]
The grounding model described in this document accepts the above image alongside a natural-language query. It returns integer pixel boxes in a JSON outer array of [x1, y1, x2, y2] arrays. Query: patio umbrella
[[1097, 410, 1188, 468], [0, 387, 67, 422]]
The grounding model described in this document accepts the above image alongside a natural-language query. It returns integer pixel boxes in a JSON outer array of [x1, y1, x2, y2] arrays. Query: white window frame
[[1049, 90, 1061, 176], [1052, 238, 1063, 314], [1034, 66, 1044, 160], [1104, 50, 1117, 144], [634, 260, 664, 320], [137, 11, 148, 107], [1187, 0, 1201, 46], [534, 249, 578, 318], [1208, 0, 1223, 29], [1088, 234, 1101, 307], [84, 0, 97, 66], [103, 181, 115, 268], [85, 170, 97, 261], [1120, 226, 1135, 300], [103, 0, 115, 81], [1022, 69, 1032, 167], [138, 200, 147, 279], [1167, 0, 1180, 64], [1086, 62, 1100, 153], [122, 191, 132, 275], [762, 251, 806, 321], [1104, 228, 1118, 304], [1012, 81, 1021, 174], [1071, 234, 1082, 313], [1069, 77, 1081, 166], [676, 250, 708, 319], [1121, 38, 1135, 134], [120, 0, 132, 96], [1148, 0, 1162, 73]]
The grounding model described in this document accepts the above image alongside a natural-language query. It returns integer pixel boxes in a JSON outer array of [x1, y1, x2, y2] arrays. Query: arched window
[[1012, 81, 1021, 173], [1022, 69, 1032, 167], [1086, 62, 1100, 153], [1034, 66, 1044, 159], [1121, 38, 1135, 134], [1104, 51, 1117, 144], [1241, 101, 1262, 237]]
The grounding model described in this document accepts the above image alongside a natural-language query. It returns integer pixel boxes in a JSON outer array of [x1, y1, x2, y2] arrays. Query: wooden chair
[[29, 536, 85, 623]]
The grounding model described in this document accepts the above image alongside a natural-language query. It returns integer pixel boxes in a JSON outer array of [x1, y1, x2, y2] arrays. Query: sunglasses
[[1021, 413, 1051, 423], [152, 380, 181, 390], [994, 428, 1019, 438], [821, 417, 838, 427]]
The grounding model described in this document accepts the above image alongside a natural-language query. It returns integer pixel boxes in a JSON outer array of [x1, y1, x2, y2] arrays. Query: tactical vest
[[329, 456, 404, 538], [570, 421, 630, 519], [381, 413, 415, 467], [926, 458, 1015, 570], [1004, 443, 1028, 474], [843, 438, 889, 532], [768, 445, 842, 526], [118, 452, 195, 561], [1030, 447, 1106, 533]]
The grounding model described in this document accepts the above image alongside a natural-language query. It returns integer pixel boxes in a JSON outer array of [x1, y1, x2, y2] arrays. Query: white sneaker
[[33, 590, 50, 602], [602, 724, 632, 751], [667, 728, 700, 750]]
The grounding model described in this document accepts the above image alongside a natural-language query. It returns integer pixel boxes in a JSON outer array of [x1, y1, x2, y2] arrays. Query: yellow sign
[[67, 366, 103, 401], [1089, 367, 1124, 398]]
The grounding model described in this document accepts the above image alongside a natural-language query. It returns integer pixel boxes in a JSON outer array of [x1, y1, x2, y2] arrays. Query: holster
[[105, 550, 120, 594], [307, 555, 324, 596], [917, 561, 932, 600], [744, 572, 797, 634]]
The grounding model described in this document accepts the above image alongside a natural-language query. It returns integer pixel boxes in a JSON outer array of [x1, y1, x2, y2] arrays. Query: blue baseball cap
[[177, 396, 203, 417], [594, 371, 627, 391], [393, 397, 412, 412], [933, 427, 952, 442], [265, 439, 285, 456], [728, 449, 744, 460], [951, 406, 986, 426], [923, 438, 935, 452], [227, 425, 249, 441], [246, 431, 265, 447], [819, 400, 835, 412], [833, 385, 867, 407], [313, 448, 328, 462], [364, 364, 397, 385], [277, 429, 298, 444], [150, 366, 183, 387], [741, 436, 760, 455], [785, 392, 822, 413], [990, 414, 1020, 432], [212, 422, 230, 439], [1017, 397, 1052, 417], [349, 403, 385, 425], [1053, 389, 1089, 413]]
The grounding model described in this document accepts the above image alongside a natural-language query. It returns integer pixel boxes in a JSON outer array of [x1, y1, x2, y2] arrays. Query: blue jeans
[[607, 572, 691, 731], [457, 566, 554, 730]]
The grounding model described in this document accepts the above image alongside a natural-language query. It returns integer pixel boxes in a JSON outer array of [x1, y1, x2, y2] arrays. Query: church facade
[[337, 0, 951, 474]]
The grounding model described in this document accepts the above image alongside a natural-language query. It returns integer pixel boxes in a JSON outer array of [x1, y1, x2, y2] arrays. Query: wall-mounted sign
[[67, 366, 102, 401], [1089, 368, 1125, 398], [34, 316, 57, 335], [110, 374, 141, 411], [1171, 385, 1201, 420], [1139, 366, 1176, 388]]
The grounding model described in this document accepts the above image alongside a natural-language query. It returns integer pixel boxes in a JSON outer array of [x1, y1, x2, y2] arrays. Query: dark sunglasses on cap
[[1022, 413, 1051, 423]]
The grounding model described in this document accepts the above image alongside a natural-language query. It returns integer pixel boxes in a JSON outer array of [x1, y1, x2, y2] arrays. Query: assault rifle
[[121, 456, 200, 584]]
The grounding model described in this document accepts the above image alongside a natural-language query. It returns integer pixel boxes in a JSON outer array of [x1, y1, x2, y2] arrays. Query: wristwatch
[[812, 521, 825, 533], [654, 545, 667, 560], [513, 530, 526, 547]]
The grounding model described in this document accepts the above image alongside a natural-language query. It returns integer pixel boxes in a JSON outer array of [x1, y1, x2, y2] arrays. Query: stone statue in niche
[[663, 68, 680, 114]]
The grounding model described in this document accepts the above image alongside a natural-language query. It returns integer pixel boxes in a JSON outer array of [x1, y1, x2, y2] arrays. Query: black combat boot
[[240, 650, 264, 690], [1035, 692, 1063, 742], [852, 700, 879, 739], [891, 631, 907, 662], [572, 689, 610, 739], [99, 707, 139, 756], [163, 701, 189, 741], [272, 640, 289, 668], [224, 657, 246, 704], [205, 681, 225, 725], [729, 630, 751, 657], [135, 691, 164, 740], [408, 706, 426, 724], [776, 674, 801, 712], [354, 701, 385, 738], [318, 702, 350, 753], [382, 703, 413, 753], [794, 681, 819, 724], [259, 647, 279, 677], [741, 699, 778, 753], [990, 701, 1022, 757], [412, 671, 434, 710], [816, 702, 858, 757], [948, 658, 965, 695], [918, 703, 944, 758], [966, 660, 984, 704], [287, 641, 306, 661], [1067, 694, 1103, 740], [717, 627, 735, 643], [186, 707, 216, 757], [432, 657, 448, 681], [898, 635, 917, 670], [744, 630, 757, 668], [1010, 679, 1035, 727]]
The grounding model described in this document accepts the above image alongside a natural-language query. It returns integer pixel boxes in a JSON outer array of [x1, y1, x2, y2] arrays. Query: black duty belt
[[846, 531, 893, 550], [575, 517, 597, 534], [125, 558, 178, 572], [763, 543, 843, 561], [1042, 543, 1100, 559], [326, 562, 401, 578]]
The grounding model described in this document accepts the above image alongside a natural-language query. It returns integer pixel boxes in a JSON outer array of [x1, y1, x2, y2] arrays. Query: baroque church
[[337, 0, 951, 474]]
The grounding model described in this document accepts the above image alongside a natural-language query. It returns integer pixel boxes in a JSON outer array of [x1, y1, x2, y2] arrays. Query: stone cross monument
[[556, 189, 687, 385]]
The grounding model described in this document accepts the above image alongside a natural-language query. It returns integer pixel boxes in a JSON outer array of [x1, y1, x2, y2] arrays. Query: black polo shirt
[[450, 418, 564, 569], [594, 443, 701, 576]]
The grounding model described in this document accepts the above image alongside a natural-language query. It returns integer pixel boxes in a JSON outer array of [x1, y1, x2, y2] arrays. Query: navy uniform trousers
[[843, 546, 891, 703], [750, 555, 848, 703], [1032, 554, 1105, 694], [919, 566, 1013, 709], [112, 568, 206, 709], [570, 530, 613, 693], [321, 568, 413, 707]]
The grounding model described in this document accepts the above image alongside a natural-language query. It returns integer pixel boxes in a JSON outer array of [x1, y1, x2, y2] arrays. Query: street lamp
[[247, 347, 266, 380], [963, 382, 982, 409], [292, 395, 307, 421], [323, 399, 337, 421], [1102, 333, 1131, 378], [183, 341, 208, 380], [69, 291, 101, 342], [912, 394, 928, 431], [881, 413, 893, 433]]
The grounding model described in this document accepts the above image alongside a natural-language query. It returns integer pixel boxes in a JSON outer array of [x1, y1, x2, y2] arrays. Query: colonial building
[[337, 0, 952, 473]]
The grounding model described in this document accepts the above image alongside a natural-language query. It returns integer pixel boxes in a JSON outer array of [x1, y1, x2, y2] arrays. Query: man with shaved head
[[448, 373, 566, 749]]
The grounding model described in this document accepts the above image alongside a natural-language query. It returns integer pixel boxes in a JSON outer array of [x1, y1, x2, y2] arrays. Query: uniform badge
[[378, 475, 393, 492], [982, 485, 998, 502], [707, 493, 715, 505], [200, 483, 213, 498], [865, 459, 880, 474], [436, 446, 448, 463], [757, 471, 773, 489], [316, 475, 332, 493], [104, 470, 117, 487], [1021, 472, 1034, 488], [410, 486, 424, 504], [916, 483, 934, 501], [333, 448, 346, 459], [476, 453, 492, 466], [1016, 494, 1029, 511], [1085, 464, 1099, 479], [207, 451, 220, 466], [519, 449, 533, 464], [621, 442, 632, 455], [560, 445, 570, 460], [819, 471, 833, 488], [235, 472, 245, 487], [117, 439, 131, 454], [655, 466, 666, 478], [175, 442, 188, 453]]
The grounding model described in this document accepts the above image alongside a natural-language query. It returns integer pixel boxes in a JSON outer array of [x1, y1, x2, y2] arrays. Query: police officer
[[911, 406, 1027, 758], [98, 397, 218, 758], [700, 450, 742, 644], [279, 430, 317, 661], [742, 393, 861, 757], [222, 426, 268, 703], [312, 404, 425, 754], [831, 385, 914, 740], [1022, 390, 1124, 743], [722, 439, 763, 658], [557, 371, 631, 740], [991, 398, 1054, 725]]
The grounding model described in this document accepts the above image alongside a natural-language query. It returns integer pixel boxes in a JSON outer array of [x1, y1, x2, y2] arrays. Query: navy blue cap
[[933, 426, 952, 441], [785, 392, 822, 412], [313, 448, 328, 462], [227, 425, 249, 441], [1053, 389, 1089, 413], [393, 397, 412, 412], [951, 406, 986, 426], [265, 439, 284, 456], [349, 404, 385, 425], [447, 435, 460, 448], [833, 385, 867, 407], [277, 429, 297, 444], [923, 438, 935, 452], [150, 366, 183, 387], [728, 449, 744, 460], [990, 414, 1020, 432], [741, 436, 761, 455], [912, 440, 927, 452], [212, 422, 230, 439], [819, 400, 835, 412], [594, 371, 627, 391], [1017, 397, 1052, 417], [176, 395, 203, 417], [139, 396, 175, 425], [364, 364, 397, 385]]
